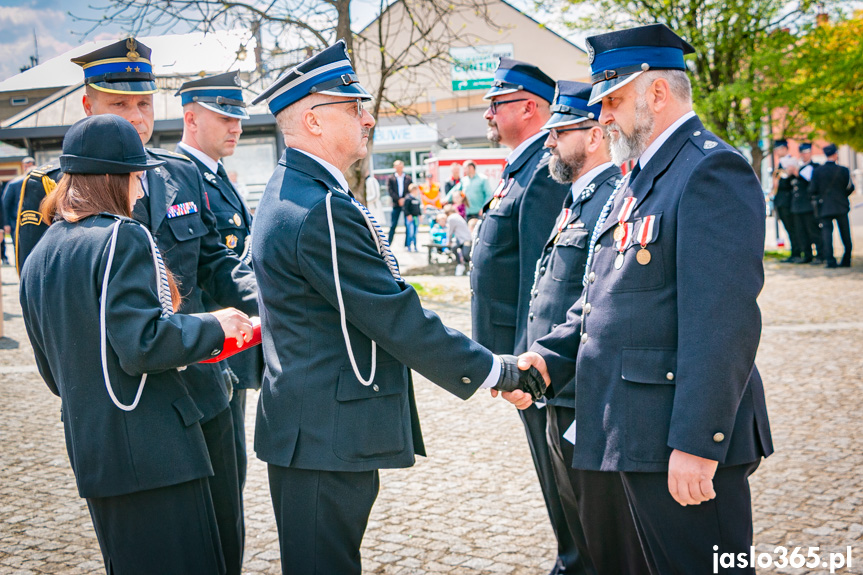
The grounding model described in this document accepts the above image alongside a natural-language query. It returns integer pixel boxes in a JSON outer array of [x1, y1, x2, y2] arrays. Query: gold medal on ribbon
[[636, 247, 651, 265], [232, 213, 242, 226], [614, 252, 625, 269], [613, 225, 625, 241], [489, 198, 500, 210]]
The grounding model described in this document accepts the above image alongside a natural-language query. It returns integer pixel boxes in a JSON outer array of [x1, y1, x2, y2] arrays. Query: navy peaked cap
[[72, 38, 157, 95], [251, 40, 371, 116], [798, 142, 812, 152], [774, 139, 789, 148], [60, 115, 164, 174], [823, 143, 838, 156], [585, 24, 694, 105], [176, 71, 248, 119], [483, 57, 556, 103], [544, 81, 601, 129]]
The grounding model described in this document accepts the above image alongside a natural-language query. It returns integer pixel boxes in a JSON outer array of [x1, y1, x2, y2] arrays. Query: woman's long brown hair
[[41, 173, 182, 310]]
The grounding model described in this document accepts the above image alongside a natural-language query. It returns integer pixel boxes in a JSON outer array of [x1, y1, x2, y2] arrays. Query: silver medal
[[614, 252, 624, 269]]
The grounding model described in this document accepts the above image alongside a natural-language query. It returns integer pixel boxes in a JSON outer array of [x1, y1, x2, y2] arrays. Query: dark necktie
[[628, 161, 641, 183]]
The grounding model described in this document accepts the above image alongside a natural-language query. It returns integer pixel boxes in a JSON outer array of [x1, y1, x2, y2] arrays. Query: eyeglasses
[[487, 98, 527, 115], [548, 126, 595, 140], [310, 99, 365, 118]]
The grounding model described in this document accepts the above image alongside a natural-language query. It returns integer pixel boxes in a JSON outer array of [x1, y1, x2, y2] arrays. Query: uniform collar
[[293, 148, 352, 193], [177, 141, 221, 175], [637, 110, 696, 171], [506, 130, 548, 168], [571, 161, 616, 201]]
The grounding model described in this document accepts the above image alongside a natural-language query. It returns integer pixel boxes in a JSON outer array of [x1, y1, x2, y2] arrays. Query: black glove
[[494, 354, 546, 401]]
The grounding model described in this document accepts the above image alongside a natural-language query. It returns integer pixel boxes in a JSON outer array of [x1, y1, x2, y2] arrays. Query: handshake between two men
[[491, 353, 549, 410]]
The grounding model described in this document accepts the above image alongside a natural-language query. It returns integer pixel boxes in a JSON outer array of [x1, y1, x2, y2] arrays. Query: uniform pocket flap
[[556, 228, 589, 248], [336, 360, 407, 402], [621, 347, 677, 384], [166, 214, 208, 242], [213, 210, 244, 230], [172, 394, 205, 427]]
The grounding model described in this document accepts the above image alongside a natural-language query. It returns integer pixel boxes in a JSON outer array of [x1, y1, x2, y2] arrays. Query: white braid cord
[[325, 192, 376, 386], [99, 220, 172, 411]]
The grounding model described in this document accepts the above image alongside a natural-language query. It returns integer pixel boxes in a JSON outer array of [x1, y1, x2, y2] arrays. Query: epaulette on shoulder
[[148, 147, 192, 162], [30, 163, 59, 178]]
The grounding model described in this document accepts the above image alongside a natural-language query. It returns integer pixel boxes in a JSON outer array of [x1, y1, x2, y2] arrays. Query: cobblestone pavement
[[1, 237, 862, 574]]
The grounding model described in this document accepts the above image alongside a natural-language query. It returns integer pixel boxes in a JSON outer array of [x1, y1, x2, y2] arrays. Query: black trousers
[[268, 464, 379, 575], [547, 404, 649, 575], [388, 204, 403, 245], [792, 211, 823, 260], [228, 389, 248, 490], [775, 205, 798, 256], [202, 407, 244, 575], [87, 477, 225, 575], [620, 461, 760, 575], [821, 214, 853, 266], [519, 403, 585, 574]]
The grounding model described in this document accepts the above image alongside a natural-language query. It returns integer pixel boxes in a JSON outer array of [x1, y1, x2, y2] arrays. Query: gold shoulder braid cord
[[15, 166, 57, 276]]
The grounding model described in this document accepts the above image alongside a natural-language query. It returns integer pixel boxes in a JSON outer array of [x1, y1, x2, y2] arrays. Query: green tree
[[786, 13, 863, 150], [544, 0, 829, 178]]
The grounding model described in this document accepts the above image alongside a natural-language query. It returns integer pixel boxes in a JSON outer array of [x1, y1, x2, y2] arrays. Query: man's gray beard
[[609, 96, 654, 165], [486, 124, 501, 144], [549, 150, 586, 184]]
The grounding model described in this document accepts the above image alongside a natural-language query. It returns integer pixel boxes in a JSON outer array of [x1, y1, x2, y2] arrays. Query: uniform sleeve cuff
[[479, 355, 501, 389]]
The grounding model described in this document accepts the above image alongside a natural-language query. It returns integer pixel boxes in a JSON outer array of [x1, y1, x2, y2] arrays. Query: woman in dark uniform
[[19, 114, 253, 575]]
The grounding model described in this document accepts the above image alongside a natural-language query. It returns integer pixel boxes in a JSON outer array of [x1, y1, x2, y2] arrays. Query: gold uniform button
[[461, 377, 471, 384], [372, 384, 380, 392], [595, 243, 602, 253], [666, 372, 674, 381], [584, 303, 592, 314], [713, 432, 725, 443], [581, 333, 588, 344]]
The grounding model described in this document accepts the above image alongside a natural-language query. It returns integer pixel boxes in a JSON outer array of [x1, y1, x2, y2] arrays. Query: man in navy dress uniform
[[523, 24, 773, 574], [811, 143, 855, 268], [176, 71, 263, 495], [14, 39, 258, 575], [470, 58, 577, 575], [250, 41, 543, 575], [790, 141, 824, 263], [528, 81, 647, 574]]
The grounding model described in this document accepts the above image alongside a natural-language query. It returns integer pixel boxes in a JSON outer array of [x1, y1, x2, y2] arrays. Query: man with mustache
[[529, 81, 647, 574], [471, 58, 578, 575], [176, 72, 262, 499], [523, 24, 773, 574], [250, 42, 545, 575]]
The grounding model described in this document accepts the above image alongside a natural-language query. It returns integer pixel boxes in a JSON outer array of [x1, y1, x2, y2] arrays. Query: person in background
[[811, 143, 854, 268], [452, 189, 468, 219], [404, 183, 422, 252], [430, 213, 448, 246], [790, 142, 823, 264], [444, 163, 461, 196], [771, 140, 799, 262], [20, 114, 253, 574], [387, 160, 412, 245], [452, 160, 490, 222], [364, 169, 386, 223], [443, 204, 471, 276], [2, 156, 37, 263]]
